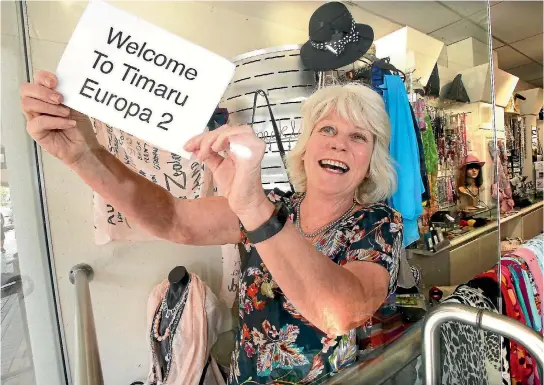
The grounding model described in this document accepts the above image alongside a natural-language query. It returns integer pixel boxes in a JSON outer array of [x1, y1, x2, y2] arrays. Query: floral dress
[[228, 189, 403, 385]]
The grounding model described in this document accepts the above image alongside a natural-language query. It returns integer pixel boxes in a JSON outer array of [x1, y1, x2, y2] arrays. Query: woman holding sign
[[20, 69, 401, 384]]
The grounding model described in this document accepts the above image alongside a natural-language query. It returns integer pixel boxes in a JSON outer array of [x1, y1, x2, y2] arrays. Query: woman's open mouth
[[318, 159, 350, 174]]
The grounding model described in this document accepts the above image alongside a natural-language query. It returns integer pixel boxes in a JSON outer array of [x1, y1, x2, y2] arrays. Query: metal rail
[[322, 322, 423, 385], [69, 264, 104, 385], [423, 303, 544, 385]]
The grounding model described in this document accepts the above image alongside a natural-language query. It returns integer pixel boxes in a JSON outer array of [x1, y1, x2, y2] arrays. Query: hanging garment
[[477, 265, 539, 385], [514, 247, 543, 315], [409, 105, 431, 201], [383, 75, 424, 246], [422, 115, 439, 174], [503, 260, 535, 330], [503, 256, 542, 333], [521, 234, 544, 272], [488, 140, 515, 214], [414, 98, 426, 130], [439, 285, 504, 385], [370, 64, 390, 95], [91, 120, 213, 245], [146, 274, 230, 385], [467, 277, 501, 310]]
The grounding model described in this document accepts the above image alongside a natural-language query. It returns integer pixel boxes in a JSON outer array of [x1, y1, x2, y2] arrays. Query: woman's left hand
[[184, 124, 267, 216]]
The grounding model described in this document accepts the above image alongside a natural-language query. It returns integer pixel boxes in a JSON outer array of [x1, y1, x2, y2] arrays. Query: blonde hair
[[285, 83, 397, 204]]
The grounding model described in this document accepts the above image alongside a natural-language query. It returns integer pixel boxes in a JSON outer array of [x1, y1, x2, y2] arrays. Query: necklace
[[465, 185, 479, 198], [162, 289, 185, 319], [149, 277, 191, 383], [295, 195, 357, 238], [153, 280, 191, 342]]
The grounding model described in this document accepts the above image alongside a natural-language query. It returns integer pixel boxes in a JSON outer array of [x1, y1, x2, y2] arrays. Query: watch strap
[[244, 202, 289, 244]]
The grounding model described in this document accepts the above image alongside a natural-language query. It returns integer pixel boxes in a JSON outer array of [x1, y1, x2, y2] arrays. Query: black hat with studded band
[[301, 2, 374, 71]]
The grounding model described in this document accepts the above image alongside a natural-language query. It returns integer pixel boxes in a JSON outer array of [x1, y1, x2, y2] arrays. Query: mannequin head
[[457, 163, 483, 188]]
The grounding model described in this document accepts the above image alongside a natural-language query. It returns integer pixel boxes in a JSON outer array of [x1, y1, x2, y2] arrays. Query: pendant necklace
[[295, 194, 356, 238], [149, 277, 191, 383], [153, 284, 190, 342]]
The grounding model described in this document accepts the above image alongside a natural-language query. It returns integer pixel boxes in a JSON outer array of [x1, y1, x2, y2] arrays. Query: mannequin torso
[[457, 161, 485, 212], [458, 181, 484, 212], [157, 266, 190, 378]]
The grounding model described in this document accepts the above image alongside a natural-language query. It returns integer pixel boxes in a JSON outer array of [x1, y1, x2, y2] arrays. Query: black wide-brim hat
[[301, 2, 374, 71]]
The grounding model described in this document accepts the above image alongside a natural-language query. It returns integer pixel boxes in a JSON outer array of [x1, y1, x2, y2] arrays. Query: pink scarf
[[146, 274, 222, 385], [513, 247, 544, 329]]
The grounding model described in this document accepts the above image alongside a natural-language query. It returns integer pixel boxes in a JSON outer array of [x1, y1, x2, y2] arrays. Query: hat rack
[[221, 45, 317, 192]]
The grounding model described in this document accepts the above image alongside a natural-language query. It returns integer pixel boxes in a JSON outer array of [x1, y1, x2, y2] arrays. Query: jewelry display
[[149, 276, 191, 382], [426, 105, 469, 210], [505, 116, 526, 177]]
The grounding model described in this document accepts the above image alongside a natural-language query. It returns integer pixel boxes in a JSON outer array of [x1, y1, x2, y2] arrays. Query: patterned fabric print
[[229, 189, 403, 385], [524, 267, 542, 329], [504, 261, 534, 330], [503, 257, 542, 332], [440, 285, 503, 385], [477, 266, 537, 385], [522, 234, 544, 272]]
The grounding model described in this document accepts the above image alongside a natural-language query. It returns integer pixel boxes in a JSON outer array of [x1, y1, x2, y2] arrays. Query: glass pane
[[495, 2, 544, 385], [18, 1, 542, 385], [339, 2, 502, 383], [1, 1, 68, 385]]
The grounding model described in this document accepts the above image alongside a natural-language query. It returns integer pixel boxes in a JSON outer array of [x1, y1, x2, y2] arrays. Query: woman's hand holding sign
[[19, 71, 243, 247], [184, 125, 269, 221], [20, 71, 99, 166]]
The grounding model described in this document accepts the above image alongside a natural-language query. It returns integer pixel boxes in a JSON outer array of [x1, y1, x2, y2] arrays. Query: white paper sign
[[56, 1, 235, 158]]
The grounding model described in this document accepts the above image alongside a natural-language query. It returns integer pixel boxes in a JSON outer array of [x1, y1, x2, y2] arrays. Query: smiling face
[[302, 110, 374, 199]]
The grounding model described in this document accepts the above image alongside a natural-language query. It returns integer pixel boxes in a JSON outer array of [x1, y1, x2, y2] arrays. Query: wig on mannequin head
[[457, 163, 483, 189]]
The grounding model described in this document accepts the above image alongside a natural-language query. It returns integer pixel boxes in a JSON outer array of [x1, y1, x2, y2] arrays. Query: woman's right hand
[[20, 70, 99, 166]]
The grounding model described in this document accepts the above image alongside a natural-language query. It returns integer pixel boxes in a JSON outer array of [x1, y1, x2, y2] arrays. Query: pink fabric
[[514, 247, 544, 327], [146, 274, 210, 385]]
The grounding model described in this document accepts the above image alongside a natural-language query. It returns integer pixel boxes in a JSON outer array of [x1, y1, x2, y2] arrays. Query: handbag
[[250, 89, 294, 192]]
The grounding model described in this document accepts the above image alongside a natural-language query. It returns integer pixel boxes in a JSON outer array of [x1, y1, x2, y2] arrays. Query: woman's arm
[[73, 147, 241, 246], [20, 71, 241, 246], [239, 201, 394, 336]]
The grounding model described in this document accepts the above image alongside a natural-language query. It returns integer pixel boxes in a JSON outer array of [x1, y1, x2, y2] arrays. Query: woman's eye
[[352, 133, 368, 142], [320, 126, 335, 135]]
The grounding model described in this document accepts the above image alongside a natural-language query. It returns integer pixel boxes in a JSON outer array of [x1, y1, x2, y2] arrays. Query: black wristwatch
[[244, 201, 290, 244]]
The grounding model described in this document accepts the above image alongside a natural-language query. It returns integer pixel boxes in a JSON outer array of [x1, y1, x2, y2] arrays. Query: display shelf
[[407, 200, 543, 288]]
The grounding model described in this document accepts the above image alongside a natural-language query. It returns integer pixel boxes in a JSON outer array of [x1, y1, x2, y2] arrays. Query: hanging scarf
[[146, 274, 227, 385], [503, 256, 542, 333], [477, 265, 540, 385], [488, 140, 515, 214], [422, 115, 439, 174], [513, 247, 544, 322]]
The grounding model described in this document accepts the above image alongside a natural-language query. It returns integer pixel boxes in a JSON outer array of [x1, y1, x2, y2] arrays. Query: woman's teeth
[[318, 159, 349, 173]]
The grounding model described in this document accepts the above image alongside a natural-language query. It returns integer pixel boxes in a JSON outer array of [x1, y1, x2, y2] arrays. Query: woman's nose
[[328, 138, 347, 151]]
